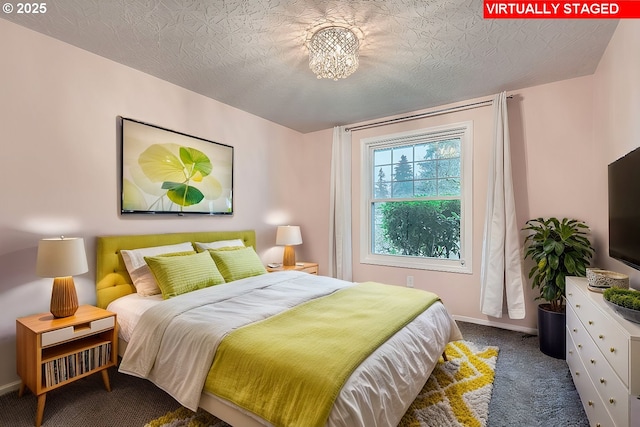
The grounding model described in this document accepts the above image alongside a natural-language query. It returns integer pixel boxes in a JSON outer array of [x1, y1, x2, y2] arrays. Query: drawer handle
[[569, 350, 573, 354], [609, 398, 615, 404], [599, 335, 604, 339], [610, 347, 616, 353], [596, 424, 601, 427], [600, 378, 606, 384], [588, 320, 594, 325], [578, 344, 582, 349], [575, 371, 580, 376], [573, 328, 577, 333], [590, 359, 595, 364], [576, 304, 581, 308], [588, 400, 593, 406]]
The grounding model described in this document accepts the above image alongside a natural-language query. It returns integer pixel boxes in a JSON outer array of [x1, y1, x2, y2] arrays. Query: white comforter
[[119, 271, 351, 409], [118, 271, 461, 426]]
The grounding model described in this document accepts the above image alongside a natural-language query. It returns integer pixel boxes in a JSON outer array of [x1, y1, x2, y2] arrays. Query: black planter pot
[[537, 304, 566, 359]]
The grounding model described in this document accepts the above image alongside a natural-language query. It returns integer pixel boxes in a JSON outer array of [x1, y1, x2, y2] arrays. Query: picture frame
[[119, 117, 233, 215]]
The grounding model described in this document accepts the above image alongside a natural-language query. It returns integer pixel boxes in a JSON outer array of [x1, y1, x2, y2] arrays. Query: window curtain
[[328, 126, 353, 281], [480, 92, 525, 319]]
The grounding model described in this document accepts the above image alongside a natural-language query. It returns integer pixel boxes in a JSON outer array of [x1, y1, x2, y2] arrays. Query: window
[[360, 122, 473, 273]]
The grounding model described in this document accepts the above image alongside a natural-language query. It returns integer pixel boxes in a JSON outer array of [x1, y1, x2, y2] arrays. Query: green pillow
[[208, 246, 267, 282], [145, 251, 225, 299], [193, 239, 245, 252]]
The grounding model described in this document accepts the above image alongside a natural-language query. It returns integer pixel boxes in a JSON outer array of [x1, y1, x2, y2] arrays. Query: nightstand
[[266, 262, 318, 275], [16, 305, 118, 427]]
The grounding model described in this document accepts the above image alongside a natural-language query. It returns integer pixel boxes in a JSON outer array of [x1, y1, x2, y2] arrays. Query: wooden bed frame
[[95, 230, 264, 427]]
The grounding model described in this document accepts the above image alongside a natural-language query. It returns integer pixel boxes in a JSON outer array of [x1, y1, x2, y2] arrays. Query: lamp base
[[282, 246, 296, 267], [50, 276, 79, 318]]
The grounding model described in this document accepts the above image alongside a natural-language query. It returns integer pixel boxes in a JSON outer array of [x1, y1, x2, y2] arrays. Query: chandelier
[[308, 26, 360, 81]]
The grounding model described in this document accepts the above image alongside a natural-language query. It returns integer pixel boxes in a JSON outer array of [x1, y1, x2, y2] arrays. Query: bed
[[96, 230, 462, 427]]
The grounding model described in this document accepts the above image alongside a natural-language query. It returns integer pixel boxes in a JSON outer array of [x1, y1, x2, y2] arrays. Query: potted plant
[[603, 288, 640, 324], [523, 217, 595, 359]]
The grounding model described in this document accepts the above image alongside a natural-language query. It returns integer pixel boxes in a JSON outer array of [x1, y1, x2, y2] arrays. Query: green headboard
[[95, 230, 256, 309]]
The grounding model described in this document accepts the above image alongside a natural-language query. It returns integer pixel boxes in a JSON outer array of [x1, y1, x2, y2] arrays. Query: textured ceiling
[[2, 1, 618, 133]]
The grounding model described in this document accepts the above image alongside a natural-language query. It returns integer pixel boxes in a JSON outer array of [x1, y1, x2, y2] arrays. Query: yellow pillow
[[145, 251, 225, 299], [208, 246, 267, 282]]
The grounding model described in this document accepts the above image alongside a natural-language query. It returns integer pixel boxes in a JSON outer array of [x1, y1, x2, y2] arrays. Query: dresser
[[566, 277, 640, 427]]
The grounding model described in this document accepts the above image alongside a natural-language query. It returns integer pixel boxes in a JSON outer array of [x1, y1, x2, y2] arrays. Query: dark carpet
[[461, 322, 588, 427]]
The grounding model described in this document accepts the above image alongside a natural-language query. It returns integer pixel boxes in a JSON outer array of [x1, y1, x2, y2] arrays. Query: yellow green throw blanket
[[206, 282, 440, 427]]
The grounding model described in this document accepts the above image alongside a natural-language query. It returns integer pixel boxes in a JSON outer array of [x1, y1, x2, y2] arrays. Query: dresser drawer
[[567, 305, 629, 426], [567, 328, 616, 427], [567, 284, 630, 385], [567, 303, 590, 354], [41, 316, 115, 347]]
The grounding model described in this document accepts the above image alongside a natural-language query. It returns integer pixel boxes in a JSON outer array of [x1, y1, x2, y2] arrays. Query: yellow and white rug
[[399, 340, 499, 427], [145, 340, 498, 427]]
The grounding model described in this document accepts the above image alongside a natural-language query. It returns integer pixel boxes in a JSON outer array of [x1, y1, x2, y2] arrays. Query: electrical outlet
[[406, 276, 414, 287]]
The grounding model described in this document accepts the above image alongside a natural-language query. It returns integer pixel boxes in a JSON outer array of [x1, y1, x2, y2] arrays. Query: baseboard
[[453, 315, 538, 336], [0, 380, 21, 396]]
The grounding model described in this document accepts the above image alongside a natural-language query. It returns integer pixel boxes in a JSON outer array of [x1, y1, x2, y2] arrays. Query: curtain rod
[[345, 95, 513, 132]]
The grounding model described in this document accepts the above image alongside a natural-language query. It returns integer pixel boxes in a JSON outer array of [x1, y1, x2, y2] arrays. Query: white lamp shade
[[36, 237, 88, 278], [276, 226, 302, 246]]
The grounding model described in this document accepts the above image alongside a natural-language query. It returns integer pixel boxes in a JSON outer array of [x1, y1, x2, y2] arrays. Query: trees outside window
[[360, 122, 473, 273]]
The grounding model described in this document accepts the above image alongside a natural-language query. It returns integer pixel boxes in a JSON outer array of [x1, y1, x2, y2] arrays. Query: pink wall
[[301, 78, 600, 334], [299, 24, 640, 310], [592, 20, 640, 287], [0, 20, 303, 390], [294, 128, 334, 267], [299, 19, 640, 337]]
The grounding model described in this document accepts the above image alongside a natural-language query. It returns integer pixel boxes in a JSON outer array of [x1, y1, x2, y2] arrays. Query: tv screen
[[120, 117, 233, 215], [609, 147, 640, 270]]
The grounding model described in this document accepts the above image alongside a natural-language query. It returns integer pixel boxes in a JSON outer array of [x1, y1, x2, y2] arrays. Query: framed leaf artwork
[[119, 117, 233, 215]]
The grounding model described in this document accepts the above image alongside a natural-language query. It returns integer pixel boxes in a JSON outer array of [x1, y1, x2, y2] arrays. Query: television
[[119, 117, 233, 215], [608, 146, 640, 270]]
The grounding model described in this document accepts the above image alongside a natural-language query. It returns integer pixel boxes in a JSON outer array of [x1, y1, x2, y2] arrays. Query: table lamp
[[276, 225, 302, 267], [36, 236, 88, 318]]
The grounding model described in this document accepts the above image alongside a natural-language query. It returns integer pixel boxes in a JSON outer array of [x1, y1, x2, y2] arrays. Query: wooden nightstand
[[16, 305, 118, 427], [266, 262, 318, 275]]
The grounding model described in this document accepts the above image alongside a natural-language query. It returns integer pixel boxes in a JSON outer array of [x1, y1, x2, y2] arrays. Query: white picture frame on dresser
[[566, 276, 640, 427]]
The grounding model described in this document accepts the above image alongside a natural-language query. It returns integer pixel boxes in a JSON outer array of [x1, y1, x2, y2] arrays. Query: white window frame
[[359, 121, 473, 274]]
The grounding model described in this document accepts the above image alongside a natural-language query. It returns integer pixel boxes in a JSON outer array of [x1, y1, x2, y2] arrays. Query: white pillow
[[121, 242, 195, 296], [194, 239, 245, 252]]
